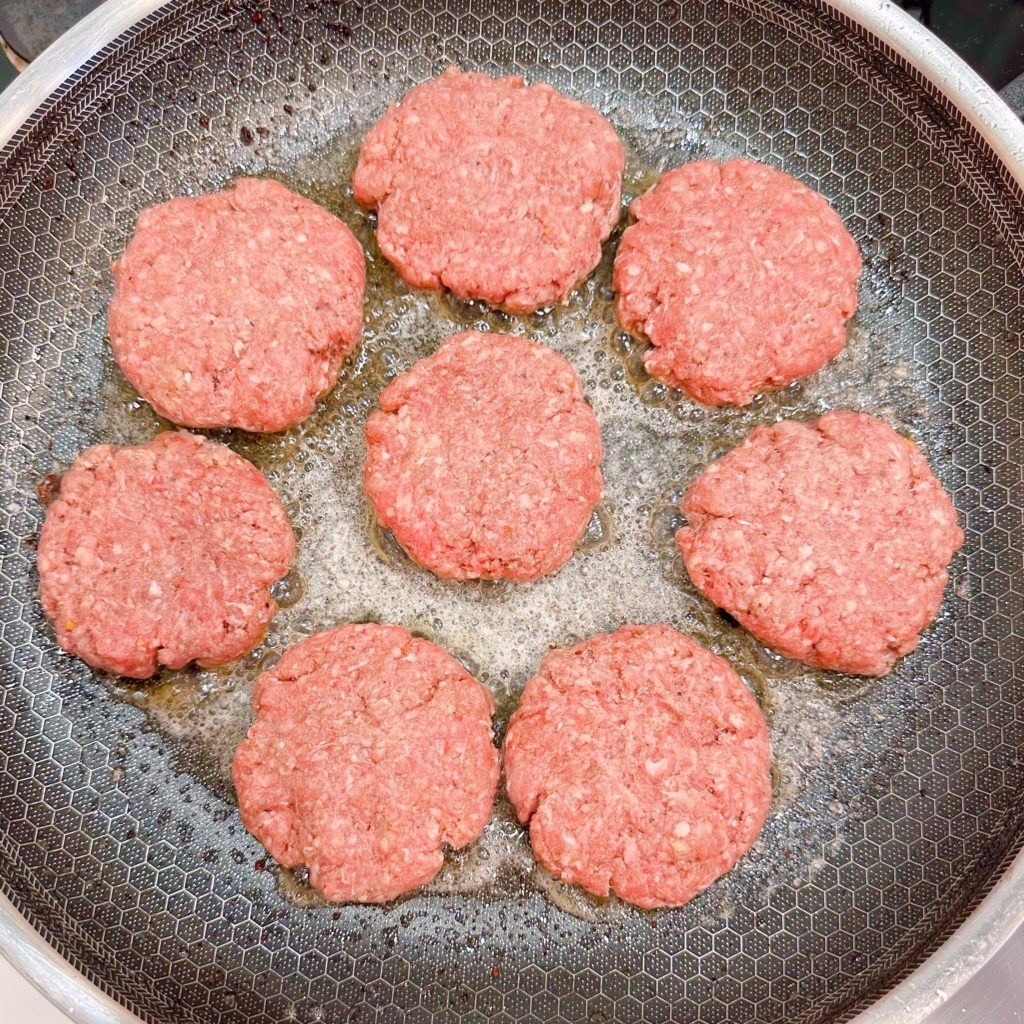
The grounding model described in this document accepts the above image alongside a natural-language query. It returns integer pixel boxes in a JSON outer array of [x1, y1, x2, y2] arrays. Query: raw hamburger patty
[[37, 432, 294, 679], [504, 624, 772, 909], [614, 159, 861, 405], [364, 331, 604, 580], [233, 623, 499, 903], [109, 177, 365, 432], [677, 412, 964, 676], [353, 68, 624, 313]]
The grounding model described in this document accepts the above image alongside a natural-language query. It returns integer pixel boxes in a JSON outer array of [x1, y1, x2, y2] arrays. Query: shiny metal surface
[[0, 1, 1023, 1022], [0, 892, 126, 1024], [929, 935, 1024, 1024]]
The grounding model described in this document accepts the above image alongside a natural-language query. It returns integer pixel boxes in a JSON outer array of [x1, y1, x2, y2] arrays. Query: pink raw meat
[[677, 411, 964, 675], [364, 331, 604, 581], [233, 623, 499, 903], [354, 68, 624, 313], [615, 159, 861, 405], [109, 177, 365, 432], [37, 431, 294, 678], [504, 624, 772, 909]]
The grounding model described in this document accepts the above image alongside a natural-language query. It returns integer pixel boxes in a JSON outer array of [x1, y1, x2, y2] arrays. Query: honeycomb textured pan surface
[[0, 2, 1022, 1024]]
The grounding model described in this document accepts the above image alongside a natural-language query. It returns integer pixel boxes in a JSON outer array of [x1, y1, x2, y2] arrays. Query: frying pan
[[1, 1, 1024, 1023]]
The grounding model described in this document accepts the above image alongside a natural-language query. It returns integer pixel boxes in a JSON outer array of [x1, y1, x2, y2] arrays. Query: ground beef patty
[[504, 624, 771, 909], [353, 68, 624, 313], [233, 623, 499, 903], [37, 432, 294, 679], [614, 159, 861, 405], [364, 331, 604, 581], [109, 177, 365, 432], [677, 412, 964, 676]]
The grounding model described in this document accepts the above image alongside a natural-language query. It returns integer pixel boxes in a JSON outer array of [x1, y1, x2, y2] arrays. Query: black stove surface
[[916, 0, 1024, 89]]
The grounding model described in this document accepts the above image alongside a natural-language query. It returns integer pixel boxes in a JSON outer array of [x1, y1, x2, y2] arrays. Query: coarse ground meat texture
[[353, 68, 624, 313], [363, 331, 604, 581], [614, 159, 861, 405], [233, 623, 500, 903], [677, 411, 964, 676], [109, 177, 365, 432], [37, 431, 294, 679], [504, 624, 772, 909]]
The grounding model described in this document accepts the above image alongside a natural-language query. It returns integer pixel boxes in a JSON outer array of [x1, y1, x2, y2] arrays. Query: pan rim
[[0, 0, 1021, 1022]]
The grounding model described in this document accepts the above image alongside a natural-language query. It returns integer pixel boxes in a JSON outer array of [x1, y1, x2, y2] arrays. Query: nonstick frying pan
[[1, 2, 1024, 1023]]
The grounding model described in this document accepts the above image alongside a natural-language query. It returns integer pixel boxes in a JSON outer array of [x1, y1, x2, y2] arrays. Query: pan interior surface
[[1, 2, 1023, 1023]]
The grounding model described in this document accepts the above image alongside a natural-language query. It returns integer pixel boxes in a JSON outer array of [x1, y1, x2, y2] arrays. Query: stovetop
[[911, 0, 1024, 89]]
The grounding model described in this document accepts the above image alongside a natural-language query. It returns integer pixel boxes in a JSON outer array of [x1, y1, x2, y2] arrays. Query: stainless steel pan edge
[[0, 1, 1022, 1022]]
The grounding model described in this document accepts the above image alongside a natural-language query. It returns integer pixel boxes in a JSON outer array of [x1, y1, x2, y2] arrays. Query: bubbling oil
[[91, 112, 930, 920]]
